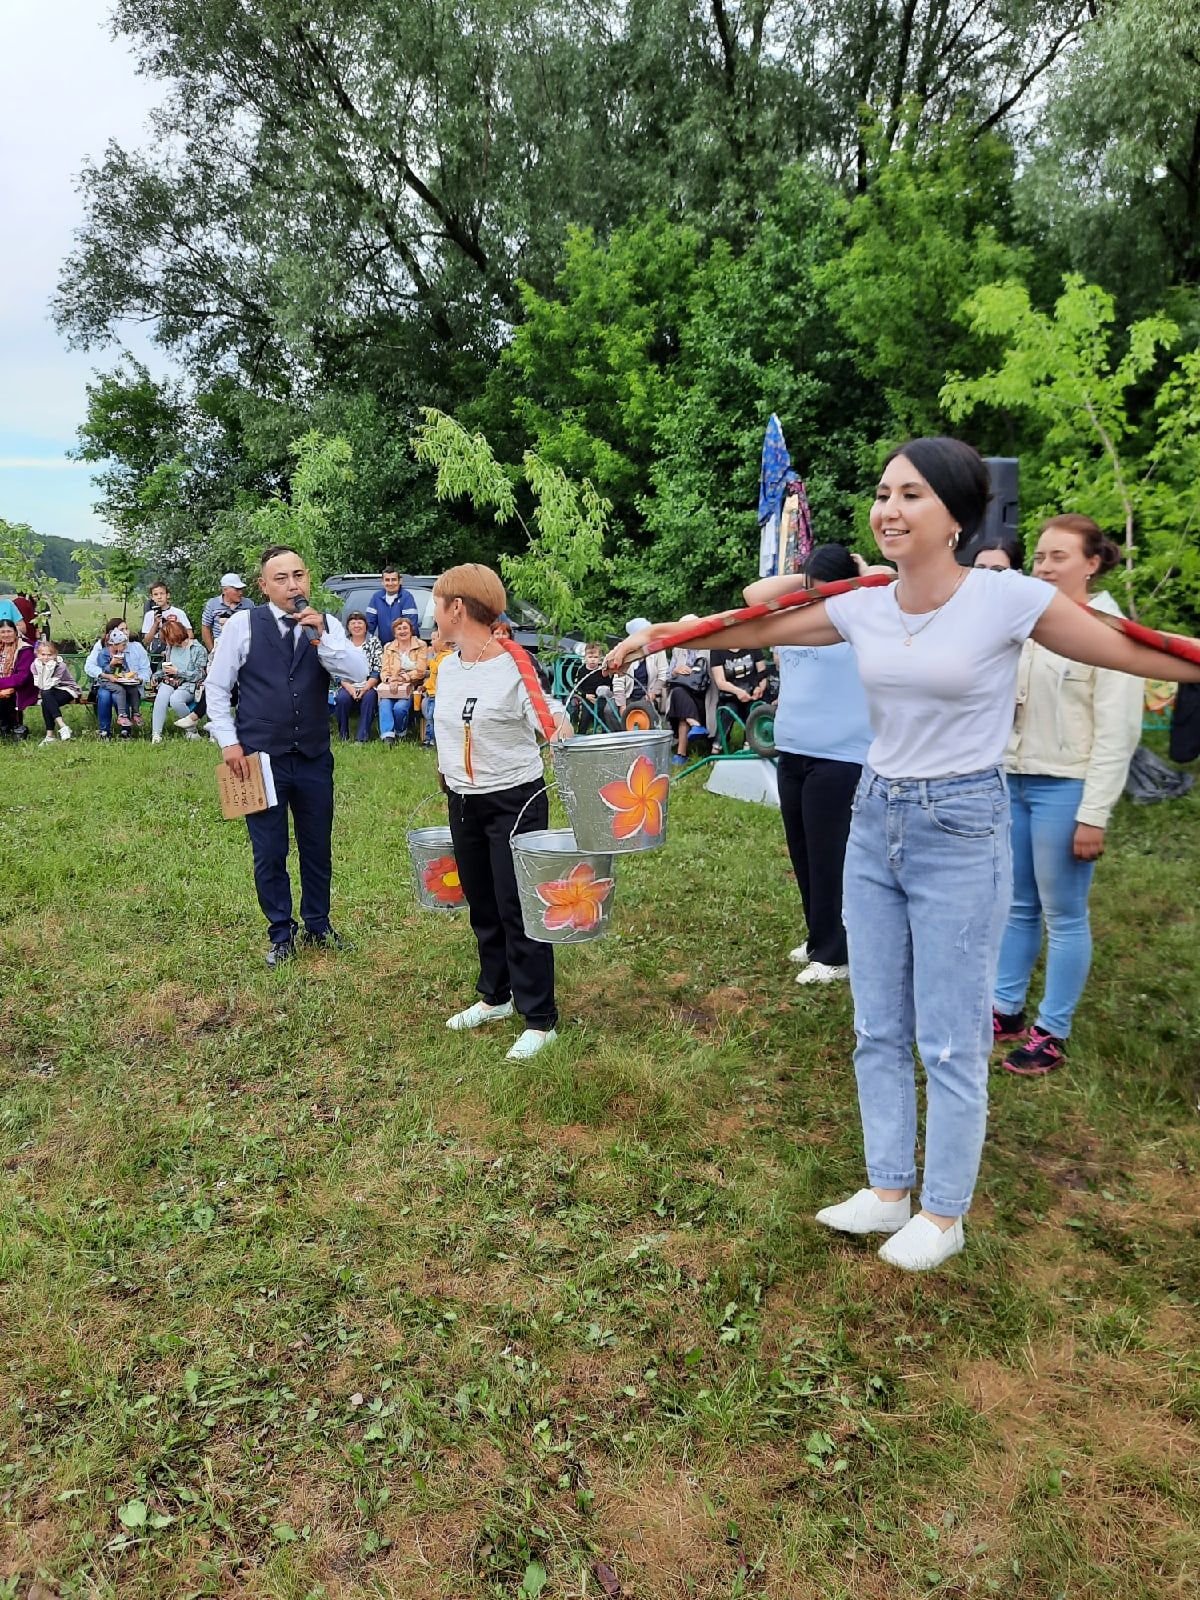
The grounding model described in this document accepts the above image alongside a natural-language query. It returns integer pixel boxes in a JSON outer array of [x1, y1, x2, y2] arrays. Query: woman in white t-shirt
[[609, 437, 1200, 1271], [432, 564, 570, 1063]]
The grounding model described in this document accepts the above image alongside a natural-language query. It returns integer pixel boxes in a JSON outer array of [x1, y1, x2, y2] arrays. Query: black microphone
[[291, 595, 321, 646]]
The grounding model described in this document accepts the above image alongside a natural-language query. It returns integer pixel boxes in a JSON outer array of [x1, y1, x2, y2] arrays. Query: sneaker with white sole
[[815, 1189, 910, 1235], [41, 733, 55, 745], [506, 1028, 558, 1061], [788, 943, 809, 964], [58, 724, 72, 740], [173, 711, 199, 730], [152, 733, 163, 744], [446, 999, 514, 1031], [878, 1214, 965, 1272], [795, 961, 849, 986]]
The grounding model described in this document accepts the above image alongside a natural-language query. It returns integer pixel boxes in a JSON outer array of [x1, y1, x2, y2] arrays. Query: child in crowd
[[574, 641, 616, 731], [421, 623, 453, 748], [32, 640, 82, 743], [101, 636, 144, 728]]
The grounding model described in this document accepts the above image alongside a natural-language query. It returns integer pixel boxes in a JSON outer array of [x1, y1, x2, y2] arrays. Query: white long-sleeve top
[[204, 603, 368, 750], [1005, 590, 1144, 828]]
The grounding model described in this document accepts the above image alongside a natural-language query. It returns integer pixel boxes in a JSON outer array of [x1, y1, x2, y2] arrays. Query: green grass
[[1, 735, 1197, 1598]]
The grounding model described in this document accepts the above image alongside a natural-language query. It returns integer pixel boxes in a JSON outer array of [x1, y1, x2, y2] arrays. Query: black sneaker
[[992, 1008, 1027, 1046], [266, 938, 297, 968], [1003, 1027, 1067, 1076], [300, 928, 344, 951]]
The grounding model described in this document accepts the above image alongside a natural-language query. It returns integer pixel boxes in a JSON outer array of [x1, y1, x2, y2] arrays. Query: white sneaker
[[41, 732, 55, 745], [815, 1189, 911, 1235], [152, 733, 163, 744], [506, 1028, 558, 1061], [184, 729, 202, 740], [788, 943, 809, 964], [796, 961, 849, 985], [878, 1214, 965, 1272], [58, 724, 72, 740], [173, 711, 199, 730], [446, 999, 514, 1031]]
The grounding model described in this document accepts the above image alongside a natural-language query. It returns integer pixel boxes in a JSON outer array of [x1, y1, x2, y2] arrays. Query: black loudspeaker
[[982, 456, 1019, 543]]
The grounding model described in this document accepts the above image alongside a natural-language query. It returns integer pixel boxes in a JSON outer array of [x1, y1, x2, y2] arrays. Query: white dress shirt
[[205, 603, 369, 750]]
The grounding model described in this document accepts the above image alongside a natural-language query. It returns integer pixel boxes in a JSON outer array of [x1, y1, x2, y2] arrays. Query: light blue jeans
[[994, 775, 1095, 1039], [379, 696, 411, 738], [842, 766, 1012, 1216]]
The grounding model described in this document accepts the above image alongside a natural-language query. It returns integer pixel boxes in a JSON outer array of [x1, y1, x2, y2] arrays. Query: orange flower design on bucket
[[535, 862, 615, 933], [422, 854, 465, 906], [598, 754, 669, 841]]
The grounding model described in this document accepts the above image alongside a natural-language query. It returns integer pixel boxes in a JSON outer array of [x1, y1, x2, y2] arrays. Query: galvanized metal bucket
[[407, 822, 467, 912], [510, 825, 618, 945], [551, 729, 672, 854]]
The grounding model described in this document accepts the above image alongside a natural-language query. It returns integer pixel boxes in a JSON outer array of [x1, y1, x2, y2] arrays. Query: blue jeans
[[842, 766, 1012, 1216], [994, 775, 1095, 1039], [94, 684, 115, 734], [421, 693, 436, 745], [379, 696, 411, 738]]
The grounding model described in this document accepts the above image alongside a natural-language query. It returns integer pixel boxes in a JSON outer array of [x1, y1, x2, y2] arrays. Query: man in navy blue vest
[[365, 567, 420, 641], [205, 546, 369, 966]]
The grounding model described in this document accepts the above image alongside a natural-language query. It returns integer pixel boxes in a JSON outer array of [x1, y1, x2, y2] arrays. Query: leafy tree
[[942, 275, 1200, 624], [1017, 2, 1200, 309], [412, 409, 612, 636], [817, 117, 1030, 438], [236, 432, 356, 610]]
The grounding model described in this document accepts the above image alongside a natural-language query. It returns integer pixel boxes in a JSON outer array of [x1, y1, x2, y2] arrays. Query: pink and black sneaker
[[1003, 1026, 1066, 1076], [992, 1008, 1027, 1046]]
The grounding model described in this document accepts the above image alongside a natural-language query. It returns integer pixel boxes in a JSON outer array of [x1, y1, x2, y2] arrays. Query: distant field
[[44, 592, 130, 644]]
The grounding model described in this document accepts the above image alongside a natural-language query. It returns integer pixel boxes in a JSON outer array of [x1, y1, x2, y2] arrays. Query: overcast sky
[[0, 0, 166, 545]]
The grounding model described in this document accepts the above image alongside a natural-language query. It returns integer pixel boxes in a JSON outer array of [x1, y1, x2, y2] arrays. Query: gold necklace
[[457, 639, 497, 672], [894, 568, 968, 646]]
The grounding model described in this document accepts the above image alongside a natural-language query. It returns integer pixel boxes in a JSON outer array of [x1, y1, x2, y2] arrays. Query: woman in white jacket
[[994, 516, 1144, 1075]]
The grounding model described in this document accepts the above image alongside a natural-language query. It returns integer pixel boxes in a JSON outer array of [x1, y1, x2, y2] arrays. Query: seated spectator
[[664, 620, 710, 764], [421, 623, 452, 748], [962, 529, 1025, 572], [613, 616, 668, 713], [150, 618, 209, 743], [12, 592, 37, 639], [711, 643, 770, 734], [0, 619, 35, 739], [32, 639, 82, 743], [378, 617, 428, 741], [201, 573, 252, 651], [573, 641, 617, 731], [0, 597, 25, 634], [334, 611, 382, 742], [142, 582, 193, 662], [85, 620, 153, 739], [492, 615, 515, 642], [365, 567, 419, 642]]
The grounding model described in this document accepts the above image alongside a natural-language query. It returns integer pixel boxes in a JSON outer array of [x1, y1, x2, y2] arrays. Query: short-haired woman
[[993, 515, 1143, 1075], [432, 563, 569, 1062], [334, 611, 382, 741], [150, 617, 208, 742], [610, 437, 1200, 1271], [378, 616, 427, 741]]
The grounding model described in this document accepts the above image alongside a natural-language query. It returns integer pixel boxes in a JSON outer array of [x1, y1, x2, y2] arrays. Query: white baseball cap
[[220, 572, 246, 589]]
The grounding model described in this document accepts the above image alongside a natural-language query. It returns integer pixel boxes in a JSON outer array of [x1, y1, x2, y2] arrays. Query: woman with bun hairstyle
[[993, 516, 1143, 1075], [962, 528, 1024, 572], [609, 438, 1200, 1271], [743, 544, 872, 987], [432, 564, 570, 1062]]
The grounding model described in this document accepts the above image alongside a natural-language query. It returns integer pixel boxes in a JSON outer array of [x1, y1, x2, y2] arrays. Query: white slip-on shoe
[[173, 711, 199, 730], [58, 724, 72, 740], [796, 961, 849, 986], [506, 1028, 558, 1061], [878, 1214, 965, 1272], [788, 943, 809, 964], [446, 999, 514, 1031], [815, 1189, 911, 1235]]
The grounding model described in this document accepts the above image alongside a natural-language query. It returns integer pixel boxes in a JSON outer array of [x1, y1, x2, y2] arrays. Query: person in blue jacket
[[365, 568, 420, 641]]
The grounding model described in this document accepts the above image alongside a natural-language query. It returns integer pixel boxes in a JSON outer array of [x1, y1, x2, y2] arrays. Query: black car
[[322, 573, 584, 658]]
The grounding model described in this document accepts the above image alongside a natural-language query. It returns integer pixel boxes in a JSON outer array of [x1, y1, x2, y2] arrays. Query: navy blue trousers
[[244, 749, 335, 943]]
